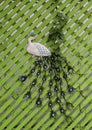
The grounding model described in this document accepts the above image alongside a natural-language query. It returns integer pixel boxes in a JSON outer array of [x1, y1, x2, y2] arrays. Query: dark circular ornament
[[39, 87, 43, 93], [43, 64, 47, 69], [48, 101, 53, 107], [35, 60, 39, 65], [54, 76, 59, 81], [20, 75, 27, 82], [49, 81, 53, 86], [37, 71, 41, 77], [68, 86, 73, 92], [58, 78, 62, 84], [60, 108, 65, 113], [54, 86, 59, 91], [42, 76, 46, 82], [51, 63, 55, 69], [50, 111, 56, 117], [31, 69, 35, 74], [39, 60, 43, 66], [61, 91, 65, 97], [50, 56, 55, 61], [56, 67, 60, 72], [36, 98, 42, 105], [47, 91, 52, 97], [49, 69, 53, 75], [32, 80, 36, 86], [56, 98, 61, 103], [25, 91, 31, 99]]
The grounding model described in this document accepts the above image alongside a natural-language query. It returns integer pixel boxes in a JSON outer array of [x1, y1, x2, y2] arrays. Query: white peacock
[[27, 32, 51, 56]]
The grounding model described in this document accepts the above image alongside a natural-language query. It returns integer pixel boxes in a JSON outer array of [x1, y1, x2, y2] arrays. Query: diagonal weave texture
[[0, 0, 92, 130]]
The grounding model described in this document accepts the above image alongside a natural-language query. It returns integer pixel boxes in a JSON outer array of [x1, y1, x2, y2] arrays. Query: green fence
[[0, 0, 92, 130]]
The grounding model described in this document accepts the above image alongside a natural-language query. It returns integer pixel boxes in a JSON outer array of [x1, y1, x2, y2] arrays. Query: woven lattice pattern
[[0, 0, 92, 130]]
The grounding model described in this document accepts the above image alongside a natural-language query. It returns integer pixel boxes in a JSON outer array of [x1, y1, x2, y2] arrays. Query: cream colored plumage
[[27, 37, 51, 56]]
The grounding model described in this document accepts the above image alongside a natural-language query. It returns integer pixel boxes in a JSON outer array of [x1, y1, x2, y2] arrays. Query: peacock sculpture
[[19, 12, 81, 120]]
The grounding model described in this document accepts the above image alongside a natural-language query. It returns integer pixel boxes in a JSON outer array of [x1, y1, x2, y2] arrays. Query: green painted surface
[[0, 0, 92, 130]]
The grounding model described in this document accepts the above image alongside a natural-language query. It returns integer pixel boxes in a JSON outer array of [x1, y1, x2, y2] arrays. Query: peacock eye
[[49, 69, 53, 75], [58, 78, 62, 84], [31, 80, 36, 86], [50, 56, 55, 61], [60, 108, 65, 113], [61, 91, 65, 97], [68, 85, 73, 92], [36, 98, 42, 105], [56, 67, 60, 72], [31, 69, 35, 74], [37, 71, 41, 77], [48, 101, 53, 107], [50, 111, 56, 117], [35, 60, 39, 65], [38, 60, 43, 66], [43, 64, 47, 69], [20, 75, 27, 82], [54, 86, 59, 91], [39, 87, 43, 93], [51, 63, 55, 68], [49, 80, 53, 86], [47, 91, 52, 97], [56, 97, 61, 103], [25, 91, 31, 99], [42, 76, 46, 82], [54, 76, 59, 81]]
